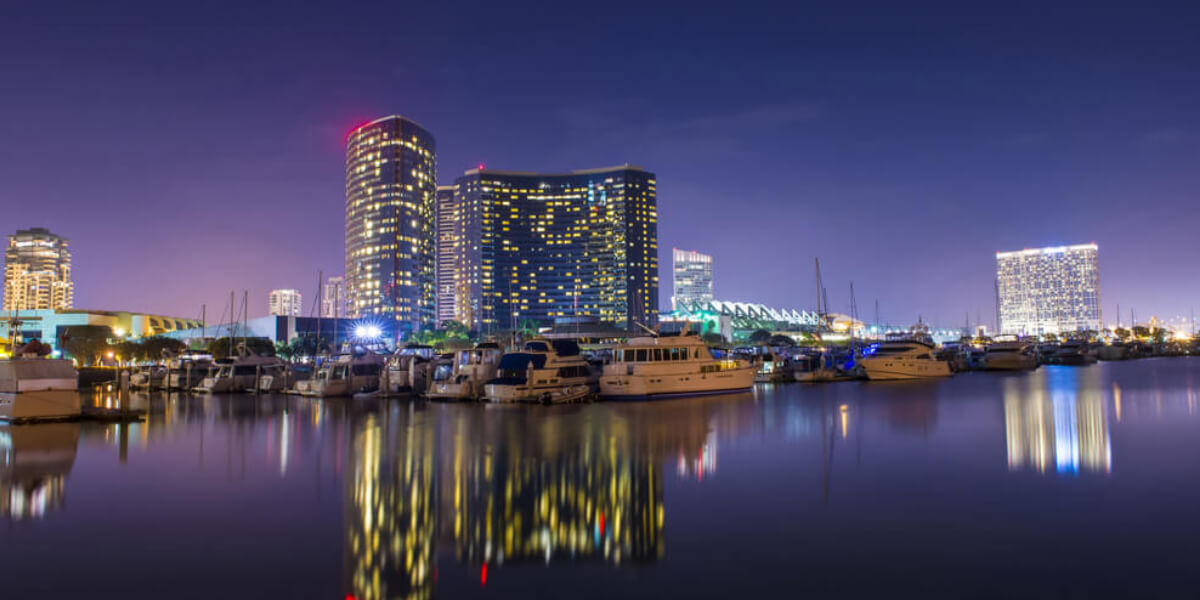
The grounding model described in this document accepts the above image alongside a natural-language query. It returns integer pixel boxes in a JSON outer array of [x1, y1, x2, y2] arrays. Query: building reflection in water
[[0, 423, 80, 520], [345, 409, 437, 600], [338, 394, 752, 599], [1004, 368, 1111, 475]]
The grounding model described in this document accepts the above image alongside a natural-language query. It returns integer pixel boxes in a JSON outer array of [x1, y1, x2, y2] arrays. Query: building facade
[[268, 289, 302, 317], [671, 248, 713, 310], [320, 275, 346, 318], [434, 185, 457, 327], [3, 227, 73, 312], [344, 115, 437, 336], [440, 166, 658, 333], [996, 244, 1101, 335]]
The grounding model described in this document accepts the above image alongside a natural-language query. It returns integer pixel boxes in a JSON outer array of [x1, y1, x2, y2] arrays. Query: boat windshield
[[496, 353, 548, 379]]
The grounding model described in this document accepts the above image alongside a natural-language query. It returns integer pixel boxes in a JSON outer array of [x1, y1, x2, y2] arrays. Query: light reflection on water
[[2, 359, 1200, 597]]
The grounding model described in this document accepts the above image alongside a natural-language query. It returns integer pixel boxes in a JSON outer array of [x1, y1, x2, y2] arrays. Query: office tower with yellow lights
[[996, 243, 1101, 335], [3, 227, 73, 311], [344, 115, 437, 335], [443, 166, 658, 333]]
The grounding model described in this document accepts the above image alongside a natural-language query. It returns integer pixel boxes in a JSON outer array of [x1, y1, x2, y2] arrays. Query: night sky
[[2, 1, 1197, 329]]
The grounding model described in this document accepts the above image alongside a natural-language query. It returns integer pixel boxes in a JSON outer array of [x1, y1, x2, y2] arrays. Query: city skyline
[[3, 2, 1198, 328]]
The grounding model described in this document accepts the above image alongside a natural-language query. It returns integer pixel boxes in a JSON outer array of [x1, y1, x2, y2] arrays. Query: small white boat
[[163, 354, 215, 390], [426, 343, 503, 401], [793, 353, 843, 382], [600, 333, 755, 400], [484, 338, 597, 404], [983, 341, 1039, 371], [129, 365, 167, 389], [193, 354, 288, 393], [860, 333, 952, 381], [291, 352, 385, 397], [753, 351, 794, 383], [384, 344, 437, 394]]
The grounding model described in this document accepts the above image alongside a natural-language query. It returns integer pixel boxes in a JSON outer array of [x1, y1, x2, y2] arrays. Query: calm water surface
[[4, 359, 1200, 598]]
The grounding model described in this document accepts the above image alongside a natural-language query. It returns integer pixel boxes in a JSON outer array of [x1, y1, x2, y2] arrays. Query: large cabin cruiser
[[860, 333, 952, 381], [983, 340, 1039, 371], [600, 333, 755, 399], [292, 352, 384, 397], [193, 354, 288, 393], [484, 338, 597, 404], [426, 343, 503, 401]]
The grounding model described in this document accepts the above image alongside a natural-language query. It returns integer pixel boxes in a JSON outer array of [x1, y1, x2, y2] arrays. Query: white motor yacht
[[484, 338, 597, 404], [600, 333, 754, 400], [983, 341, 1039, 371], [292, 352, 384, 397], [426, 343, 503, 401], [860, 334, 952, 381], [193, 354, 288, 393]]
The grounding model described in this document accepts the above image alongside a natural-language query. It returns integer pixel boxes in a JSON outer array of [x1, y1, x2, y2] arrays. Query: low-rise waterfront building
[[2, 309, 203, 353]]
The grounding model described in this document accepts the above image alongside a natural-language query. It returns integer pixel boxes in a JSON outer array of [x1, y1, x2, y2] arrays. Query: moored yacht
[[484, 338, 597, 404], [1055, 341, 1097, 366], [599, 333, 755, 399], [292, 352, 385, 397], [193, 354, 288, 393], [983, 340, 1039, 371], [163, 353, 215, 390], [859, 333, 952, 381], [426, 343, 503, 401], [384, 344, 437, 395]]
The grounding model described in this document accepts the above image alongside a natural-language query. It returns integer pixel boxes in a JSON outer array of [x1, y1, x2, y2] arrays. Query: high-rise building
[[434, 185, 458, 327], [996, 243, 1101, 335], [671, 248, 713, 310], [321, 275, 346, 319], [3, 227, 73, 312], [344, 115, 437, 336], [440, 166, 658, 333], [268, 289, 302, 317]]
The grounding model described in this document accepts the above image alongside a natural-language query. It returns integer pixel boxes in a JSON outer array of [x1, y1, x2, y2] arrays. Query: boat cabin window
[[636, 349, 648, 362], [351, 363, 381, 376], [525, 342, 549, 352]]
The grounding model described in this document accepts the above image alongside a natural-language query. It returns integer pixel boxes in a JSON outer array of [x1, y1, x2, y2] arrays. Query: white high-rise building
[[671, 248, 713, 310], [268, 289, 302, 317], [321, 276, 346, 319], [3, 227, 73, 312], [996, 244, 1101, 335]]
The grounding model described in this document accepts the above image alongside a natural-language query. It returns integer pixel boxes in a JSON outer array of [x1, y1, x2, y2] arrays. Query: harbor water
[[3, 359, 1200, 598]]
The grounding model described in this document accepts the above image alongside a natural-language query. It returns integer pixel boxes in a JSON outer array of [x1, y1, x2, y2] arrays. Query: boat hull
[[600, 367, 755, 400], [983, 356, 1039, 371], [861, 359, 952, 380], [484, 381, 594, 404]]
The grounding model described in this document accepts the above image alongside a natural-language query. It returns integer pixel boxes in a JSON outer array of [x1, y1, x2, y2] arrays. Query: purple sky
[[2, 1, 1197, 328]]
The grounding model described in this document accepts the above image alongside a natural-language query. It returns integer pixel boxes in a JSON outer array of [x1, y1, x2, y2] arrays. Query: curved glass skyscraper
[[345, 116, 437, 336]]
